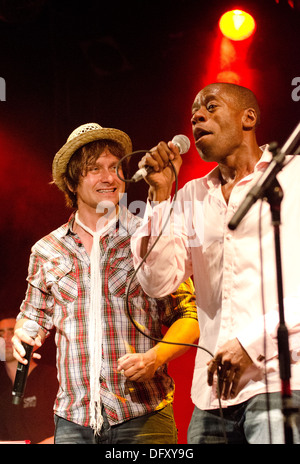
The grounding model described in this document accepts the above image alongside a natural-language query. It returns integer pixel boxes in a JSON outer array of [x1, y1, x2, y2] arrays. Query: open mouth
[[96, 188, 117, 194], [194, 128, 212, 143]]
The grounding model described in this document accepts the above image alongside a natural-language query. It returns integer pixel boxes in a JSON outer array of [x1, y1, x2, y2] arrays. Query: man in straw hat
[[12, 123, 199, 444]]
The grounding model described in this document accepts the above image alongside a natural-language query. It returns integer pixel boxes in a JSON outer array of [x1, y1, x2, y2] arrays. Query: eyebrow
[[192, 93, 220, 112], [87, 156, 120, 166]]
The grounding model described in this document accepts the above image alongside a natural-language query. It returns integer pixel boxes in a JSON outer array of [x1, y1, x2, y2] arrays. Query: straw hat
[[52, 122, 132, 191]]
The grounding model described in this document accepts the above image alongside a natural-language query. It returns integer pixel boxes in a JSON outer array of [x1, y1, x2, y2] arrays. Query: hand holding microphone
[[131, 134, 190, 183], [12, 319, 41, 405], [130, 135, 190, 202]]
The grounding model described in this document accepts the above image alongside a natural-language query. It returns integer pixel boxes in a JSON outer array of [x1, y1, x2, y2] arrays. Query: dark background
[[0, 0, 299, 443]]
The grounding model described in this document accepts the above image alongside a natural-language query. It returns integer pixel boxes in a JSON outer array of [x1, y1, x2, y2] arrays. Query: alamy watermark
[[94, 194, 205, 247], [0, 77, 298, 103], [0, 337, 5, 361], [291, 77, 300, 102], [0, 77, 6, 101]]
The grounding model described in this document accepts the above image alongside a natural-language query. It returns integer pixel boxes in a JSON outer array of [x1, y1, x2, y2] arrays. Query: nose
[[98, 168, 114, 183], [191, 108, 207, 125]]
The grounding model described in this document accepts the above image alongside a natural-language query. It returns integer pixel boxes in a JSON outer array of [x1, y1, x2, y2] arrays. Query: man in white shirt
[[130, 82, 300, 444]]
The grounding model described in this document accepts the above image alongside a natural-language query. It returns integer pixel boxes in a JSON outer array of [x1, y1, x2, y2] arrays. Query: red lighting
[[219, 10, 256, 41]]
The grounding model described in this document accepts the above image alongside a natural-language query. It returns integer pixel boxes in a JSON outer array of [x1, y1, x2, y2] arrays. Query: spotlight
[[219, 10, 256, 41]]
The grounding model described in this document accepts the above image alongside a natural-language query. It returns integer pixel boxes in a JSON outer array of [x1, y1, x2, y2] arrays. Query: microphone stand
[[228, 123, 300, 444]]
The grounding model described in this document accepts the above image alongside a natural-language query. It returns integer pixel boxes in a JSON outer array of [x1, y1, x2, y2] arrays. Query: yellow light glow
[[219, 10, 256, 41]]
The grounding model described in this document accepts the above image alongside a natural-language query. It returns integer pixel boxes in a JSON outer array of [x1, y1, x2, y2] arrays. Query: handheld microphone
[[12, 320, 40, 405], [131, 134, 190, 182]]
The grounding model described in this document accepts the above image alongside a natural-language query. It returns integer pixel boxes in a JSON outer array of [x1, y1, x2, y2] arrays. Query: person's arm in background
[[118, 278, 199, 381]]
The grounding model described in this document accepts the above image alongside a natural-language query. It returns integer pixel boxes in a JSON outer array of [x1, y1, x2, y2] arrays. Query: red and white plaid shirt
[[19, 207, 197, 427]]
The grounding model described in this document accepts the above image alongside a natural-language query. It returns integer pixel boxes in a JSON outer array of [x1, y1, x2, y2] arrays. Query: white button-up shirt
[[131, 146, 300, 410]]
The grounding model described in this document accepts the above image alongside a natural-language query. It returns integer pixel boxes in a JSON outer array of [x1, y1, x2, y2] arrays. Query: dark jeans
[[188, 391, 300, 444], [54, 403, 177, 444]]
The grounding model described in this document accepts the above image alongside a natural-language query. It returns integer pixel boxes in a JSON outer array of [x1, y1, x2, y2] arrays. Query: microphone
[[12, 320, 40, 405], [131, 134, 190, 182]]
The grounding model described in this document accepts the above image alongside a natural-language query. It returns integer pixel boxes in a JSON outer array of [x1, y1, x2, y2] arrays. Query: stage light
[[219, 10, 256, 41]]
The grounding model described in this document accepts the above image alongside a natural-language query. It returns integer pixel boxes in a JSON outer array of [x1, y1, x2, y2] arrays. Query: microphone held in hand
[[131, 134, 190, 182], [12, 320, 40, 405], [172, 134, 191, 154]]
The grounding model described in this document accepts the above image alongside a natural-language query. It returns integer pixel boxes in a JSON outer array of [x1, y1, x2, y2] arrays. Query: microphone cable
[[116, 149, 228, 444], [116, 150, 213, 355], [116, 141, 300, 444]]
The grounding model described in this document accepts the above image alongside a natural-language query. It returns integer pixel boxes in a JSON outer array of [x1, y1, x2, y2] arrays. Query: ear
[[242, 108, 257, 131], [66, 180, 76, 194]]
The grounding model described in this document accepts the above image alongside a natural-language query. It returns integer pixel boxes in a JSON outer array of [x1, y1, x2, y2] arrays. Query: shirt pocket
[[46, 259, 78, 304], [106, 248, 140, 299]]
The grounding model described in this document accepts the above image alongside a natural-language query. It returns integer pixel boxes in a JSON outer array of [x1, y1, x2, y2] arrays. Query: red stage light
[[219, 10, 256, 41]]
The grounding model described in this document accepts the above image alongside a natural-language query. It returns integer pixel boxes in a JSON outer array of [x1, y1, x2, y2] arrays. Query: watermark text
[[0, 77, 6, 101], [291, 77, 300, 102]]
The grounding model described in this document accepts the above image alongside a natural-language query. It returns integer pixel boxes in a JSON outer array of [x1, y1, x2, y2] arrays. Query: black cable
[[116, 151, 213, 355], [116, 151, 228, 444], [115, 146, 299, 444]]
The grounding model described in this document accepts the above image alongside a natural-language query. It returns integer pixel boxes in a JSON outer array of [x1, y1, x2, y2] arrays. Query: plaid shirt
[[19, 207, 197, 427]]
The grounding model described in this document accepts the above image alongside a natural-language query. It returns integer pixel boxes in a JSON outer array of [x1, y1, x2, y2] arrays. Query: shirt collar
[[64, 212, 76, 236], [253, 144, 272, 170], [63, 206, 140, 238], [203, 144, 271, 190]]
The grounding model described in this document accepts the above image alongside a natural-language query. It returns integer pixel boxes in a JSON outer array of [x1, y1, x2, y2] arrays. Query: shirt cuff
[[237, 320, 278, 367]]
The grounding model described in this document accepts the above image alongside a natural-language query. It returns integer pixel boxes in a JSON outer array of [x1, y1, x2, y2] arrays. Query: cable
[[116, 150, 228, 444], [115, 145, 299, 443], [116, 151, 213, 354]]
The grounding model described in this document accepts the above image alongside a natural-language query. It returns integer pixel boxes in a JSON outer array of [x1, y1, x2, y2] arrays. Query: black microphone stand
[[228, 123, 300, 444]]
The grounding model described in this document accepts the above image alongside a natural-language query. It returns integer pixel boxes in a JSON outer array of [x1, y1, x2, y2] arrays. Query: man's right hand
[[12, 319, 43, 364], [139, 140, 183, 202]]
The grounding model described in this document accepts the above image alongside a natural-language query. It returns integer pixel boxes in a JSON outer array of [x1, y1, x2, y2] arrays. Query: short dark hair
[[63, 139, 129, 208], [215, 82, 261, 127]]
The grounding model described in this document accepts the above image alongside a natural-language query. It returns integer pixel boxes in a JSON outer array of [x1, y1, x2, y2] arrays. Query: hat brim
[[52, 127, 132, 191]]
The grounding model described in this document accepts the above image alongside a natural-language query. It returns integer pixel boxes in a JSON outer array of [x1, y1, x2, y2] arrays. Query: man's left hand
[[117, 348, 158, 382], [207, 338, 253, 400]]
